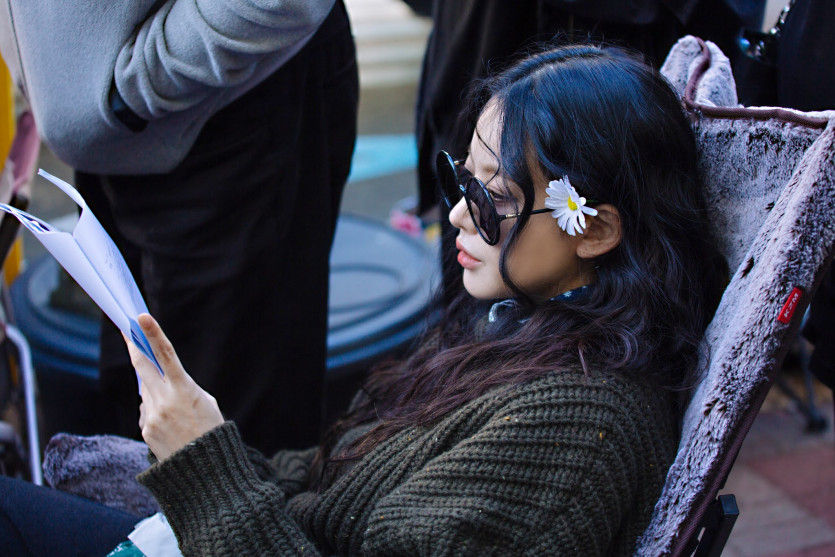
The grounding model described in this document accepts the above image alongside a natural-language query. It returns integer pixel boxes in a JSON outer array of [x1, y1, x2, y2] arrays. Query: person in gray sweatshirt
[[0, 0, 358, 454]]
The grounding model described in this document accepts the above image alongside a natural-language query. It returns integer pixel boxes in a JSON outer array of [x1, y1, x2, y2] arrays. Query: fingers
[[124, 331, 162, 398], [137, 313, 188, 384], [138, 314, 179, 366], [139, 401, 147, 430]]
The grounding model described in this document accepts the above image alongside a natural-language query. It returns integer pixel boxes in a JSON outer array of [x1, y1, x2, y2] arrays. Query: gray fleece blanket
[[43, 432, 158, 517]]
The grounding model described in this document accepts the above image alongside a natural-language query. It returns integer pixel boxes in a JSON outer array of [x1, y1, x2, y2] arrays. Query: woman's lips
[[456, 238, 481, 269]]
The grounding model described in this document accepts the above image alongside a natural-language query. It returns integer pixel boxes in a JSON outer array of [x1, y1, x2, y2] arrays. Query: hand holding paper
[[0, 169, 163, 379], [129, 313, 224, 461]]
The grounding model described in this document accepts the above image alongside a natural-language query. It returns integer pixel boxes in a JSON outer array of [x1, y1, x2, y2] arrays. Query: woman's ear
[[576, 204, 621, 259]]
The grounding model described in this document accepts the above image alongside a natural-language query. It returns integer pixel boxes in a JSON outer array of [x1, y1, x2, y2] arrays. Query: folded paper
[[0, 169, 162, 383]]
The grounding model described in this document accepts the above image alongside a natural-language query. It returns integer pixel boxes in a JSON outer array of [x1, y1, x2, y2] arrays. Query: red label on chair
[[777, 287, 803, 324]]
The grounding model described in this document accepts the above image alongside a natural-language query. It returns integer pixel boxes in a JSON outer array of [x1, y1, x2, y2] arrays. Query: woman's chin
[[462, 272, 509, 301]]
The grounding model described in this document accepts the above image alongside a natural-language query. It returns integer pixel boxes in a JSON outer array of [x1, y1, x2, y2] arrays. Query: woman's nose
[[448, 196, 472, 231]]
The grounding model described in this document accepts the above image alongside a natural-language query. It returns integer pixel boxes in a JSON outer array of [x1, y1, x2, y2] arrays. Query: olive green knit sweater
[[137, 369, 678, 556]]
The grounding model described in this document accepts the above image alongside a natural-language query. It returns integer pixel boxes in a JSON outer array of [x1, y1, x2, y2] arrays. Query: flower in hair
[[544, 176, 598, 236]]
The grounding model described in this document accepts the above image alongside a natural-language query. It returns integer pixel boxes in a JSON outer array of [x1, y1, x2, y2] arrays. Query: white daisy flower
[[544, 176, 598, 236]]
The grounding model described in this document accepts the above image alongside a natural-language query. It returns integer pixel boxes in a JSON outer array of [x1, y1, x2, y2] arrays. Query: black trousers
[[414, 0, 752, 213], [779, 0, 835, 394], [0, 476, 139, 556], [74, 0, 359, 455]]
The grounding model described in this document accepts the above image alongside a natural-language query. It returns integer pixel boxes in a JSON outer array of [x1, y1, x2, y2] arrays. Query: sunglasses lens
[[436, 151, 502, 245], [436, 151, 461, 209], [464, 178, 500, 245]]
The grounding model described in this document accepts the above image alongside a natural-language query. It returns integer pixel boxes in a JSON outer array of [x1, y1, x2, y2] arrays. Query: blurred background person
[[0, 0, 358, 454]]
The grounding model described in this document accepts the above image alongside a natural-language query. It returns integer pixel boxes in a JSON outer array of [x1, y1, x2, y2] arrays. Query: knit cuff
[[136, 422, 283, 532]]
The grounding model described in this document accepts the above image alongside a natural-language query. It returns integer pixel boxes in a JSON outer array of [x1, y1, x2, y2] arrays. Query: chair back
[[637, 36, 835, 556]]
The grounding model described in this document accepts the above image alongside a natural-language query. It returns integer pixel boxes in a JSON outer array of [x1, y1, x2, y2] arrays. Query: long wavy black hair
[[311, 43, 727, 487]]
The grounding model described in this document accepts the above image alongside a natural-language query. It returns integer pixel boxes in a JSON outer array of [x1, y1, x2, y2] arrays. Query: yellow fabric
[[4, 238, 23, 285], [0, 55, 23, 285], [0, 56, 13, 165]]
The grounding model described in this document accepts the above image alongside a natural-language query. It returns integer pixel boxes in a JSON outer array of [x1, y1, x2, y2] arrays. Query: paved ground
[[12, 1, 835, 555], [721, 378, 835, 557]]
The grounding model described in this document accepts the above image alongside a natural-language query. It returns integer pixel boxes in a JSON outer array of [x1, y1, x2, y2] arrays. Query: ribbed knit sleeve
[[246, 445, 318, 497], [137, 423, 319, 556], [137, 370, 676, 556]]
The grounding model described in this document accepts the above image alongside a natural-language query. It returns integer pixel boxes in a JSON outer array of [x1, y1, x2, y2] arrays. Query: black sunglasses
[[436, 150, 550, 245]]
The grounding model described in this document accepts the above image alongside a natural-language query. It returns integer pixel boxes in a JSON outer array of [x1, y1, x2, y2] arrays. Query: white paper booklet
[[0, 169, 162, 379]]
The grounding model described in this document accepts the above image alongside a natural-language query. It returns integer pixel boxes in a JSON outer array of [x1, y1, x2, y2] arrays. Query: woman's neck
[[487, 284, 591, 323]]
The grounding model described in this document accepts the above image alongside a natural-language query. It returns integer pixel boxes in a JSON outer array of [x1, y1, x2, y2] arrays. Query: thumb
[[137, 313, 186, 382]]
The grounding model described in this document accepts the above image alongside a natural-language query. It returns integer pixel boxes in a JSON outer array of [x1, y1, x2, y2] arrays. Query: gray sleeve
[[113, 0, 336, 120]]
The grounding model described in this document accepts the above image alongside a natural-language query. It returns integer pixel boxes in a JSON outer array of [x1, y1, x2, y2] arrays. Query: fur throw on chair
[[43, 432, 159, 517], [637, 36, 835, 555]]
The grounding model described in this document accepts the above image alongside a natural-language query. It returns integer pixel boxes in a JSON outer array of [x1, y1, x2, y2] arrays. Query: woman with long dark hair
[[0, 43, 726, 556]]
